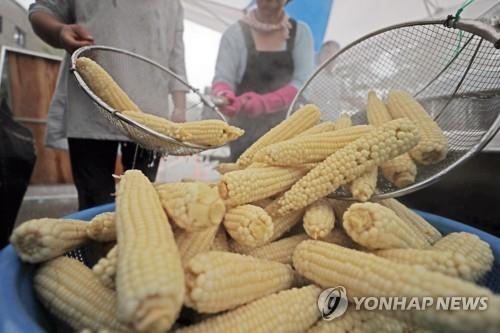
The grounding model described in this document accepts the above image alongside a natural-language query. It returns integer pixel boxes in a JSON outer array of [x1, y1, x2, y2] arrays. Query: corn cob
[[252, 198, 274, 208], [237, 104, 321, 167], [244, 234, 309, 264], [343, 202, 429, 250], [219, 166, 308, 207], [34, 256, 130, 332], [379, 198, 442, 244], [268, 205, 305, 242], [115, 170, 184, 333], [179, 120, 244, 146], [75, 57, 141, 113], [253, 125, 373, 166], [185, 251, 296, 313], [176, 226, 219, 265], [175, 285, 321, 333], [367, 91, 392, 126], [157, 182, 225, 231], [10, 218, 89, 263], [303, 199, 335, 239], [349, 166, 378, 201], [86, 212, 116, 242], [122, 111, 191, 141], [334, 113, 352, 129], [297, 121, 337, 137], [215, 162, 241, 175], [293, 240, 500, 333], [381, 153, 417, 188], [432, 232, 494, 281], [307, 309, 405, 333], [223, 205, 274, 247], [270, 118, 420, 216], [375, 247, 488, 282], [209, 226, 230, 252], [387, 90, 448, 165], [92, 245, 118, 289]]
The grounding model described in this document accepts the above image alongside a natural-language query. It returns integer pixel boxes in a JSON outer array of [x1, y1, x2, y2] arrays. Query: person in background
[[317, 40, 341, 66], [212, 0, 314, 161], [29, 0, 187, 210]]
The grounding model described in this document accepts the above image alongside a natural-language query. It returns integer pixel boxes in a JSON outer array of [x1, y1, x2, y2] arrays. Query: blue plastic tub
[[0, 205, 499, 332]]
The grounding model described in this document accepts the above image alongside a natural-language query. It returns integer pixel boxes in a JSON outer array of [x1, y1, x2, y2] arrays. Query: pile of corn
[[9, 93, 498, 333]]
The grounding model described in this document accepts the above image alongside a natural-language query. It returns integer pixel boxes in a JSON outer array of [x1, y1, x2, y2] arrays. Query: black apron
[[229, 19, 297, 161]]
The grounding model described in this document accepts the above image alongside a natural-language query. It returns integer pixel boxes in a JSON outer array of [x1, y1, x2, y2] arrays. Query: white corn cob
[[210, 226, 231, 252], [185, 251, 296, 313], [10, 218, 88, 263], [297, 121, 337, 136], [224, 205, 274, 247], [343, 202, 430, 250], [334, 113, 352, 129], [86, 212, 116, 242], [175, 226, 219, 265], [179, 120, 244, 146], [92, 245, 118, 289], [115, 170, 184, 333], [379, 198, 442, 244], [269, 118, 420, 216], [303, 199, 335, 239], [157, 182, 226, 231], [243, 234, 309, 264], [237, 104, 321, 167], [349, 166, 378, 202], [293, 240, 500, 333], [34, 256, 130, 332], [123, 111, 191, 141], [174, 286, 321, 333], [387, 90, 448, 165]]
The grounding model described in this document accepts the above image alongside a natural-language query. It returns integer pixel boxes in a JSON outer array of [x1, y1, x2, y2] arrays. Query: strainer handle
[[445, 17, 500, 49]]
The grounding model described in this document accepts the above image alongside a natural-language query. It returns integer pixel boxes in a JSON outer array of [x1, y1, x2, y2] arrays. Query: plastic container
[[0, 204, 498, 332]]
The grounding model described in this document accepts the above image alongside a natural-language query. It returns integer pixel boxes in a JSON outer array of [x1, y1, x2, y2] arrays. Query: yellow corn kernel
[[157, 182, 226, 232], [122, 111, 191, 141], [297, 121, 337, 137], [185, 251, 296, 313], [293, 240, 500, 333], [334, 113, 352, 129], [349, 166, 378, 202], [75, 57, 141, 113], [219, 166, 308, 207], [269, 118, 420, 216], [307, 309, 405, 333], [215, 162, 242, 175], [179, 120, 244, 146], [86, 212, 116, 242], [10, 218, 88, 263], [115, 170, 184, 333], [34, 257, 129, 332], [245, 234, 309, 264], [175, 226, 219, 265], [210, 226, 231, 252], [253, 125, 373, 166], [343, 202, 430, 250], [366, 90, 392, 125], [92, 245, 118, 289], [379, 198, 442, 244], [237, 104, 321, 167], [381, 153, 417, 188], [224, 205, 274, 247], [303, 199, 335, 239], [174, 286, 321, 333], [387, 90, 448, 165], [433, 232, 494, 281], [376, 247, 487, 282]]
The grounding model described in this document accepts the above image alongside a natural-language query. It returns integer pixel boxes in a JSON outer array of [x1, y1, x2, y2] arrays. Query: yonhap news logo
[[317, 286, 348, 320]]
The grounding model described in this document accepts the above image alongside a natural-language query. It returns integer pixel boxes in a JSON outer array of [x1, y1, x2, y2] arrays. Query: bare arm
[[30, 11, 94, 54], [171, 91, 187, 122]]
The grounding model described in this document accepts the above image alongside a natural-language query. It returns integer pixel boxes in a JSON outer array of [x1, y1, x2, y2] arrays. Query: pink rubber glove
[[239, 85, 298, 117], [212, 81, 241, 117]]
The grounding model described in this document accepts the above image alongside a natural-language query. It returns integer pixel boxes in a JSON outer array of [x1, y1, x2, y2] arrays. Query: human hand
[[238, 92, 266, 117], [215, 90, 241, 117], [59, 24, 94, 54], [171, 108, 186, 122]]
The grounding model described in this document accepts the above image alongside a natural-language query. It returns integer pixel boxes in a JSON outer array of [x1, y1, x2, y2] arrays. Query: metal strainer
[[70, 45, 226, 156], [289, 18, 500, 200]]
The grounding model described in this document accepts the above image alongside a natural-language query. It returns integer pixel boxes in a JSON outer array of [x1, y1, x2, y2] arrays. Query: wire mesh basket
[[70, 45, 226, 156], [289, 18, 500, 200]]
